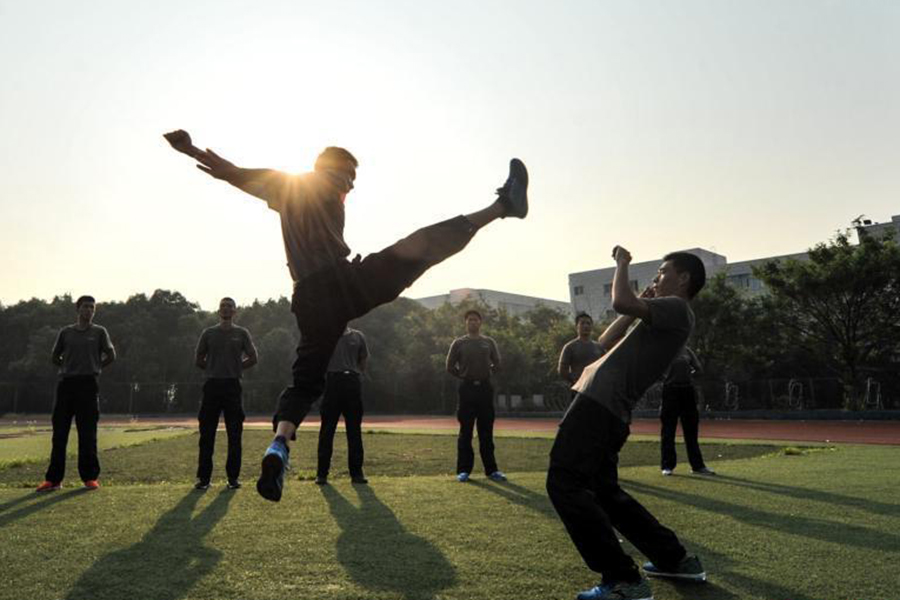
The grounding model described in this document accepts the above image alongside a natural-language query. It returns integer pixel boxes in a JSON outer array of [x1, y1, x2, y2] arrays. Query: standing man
[[316, 327, 369, 485], [164, 129, 528, 502], [37, 295, 116, 492], [446, 309, 505, 483], [558, 312, 605, 399], [194, 297, 258, 490], [660, 346, 713, 476], [546, 248, 708, 600]]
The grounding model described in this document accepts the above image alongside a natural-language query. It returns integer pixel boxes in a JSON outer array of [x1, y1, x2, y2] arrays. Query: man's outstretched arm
[[163, 129, 286, 200], [610, 245, 652, 322]]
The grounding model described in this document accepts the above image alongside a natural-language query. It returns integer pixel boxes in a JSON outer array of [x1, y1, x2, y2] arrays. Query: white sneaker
[[661, 469, 674, 476]]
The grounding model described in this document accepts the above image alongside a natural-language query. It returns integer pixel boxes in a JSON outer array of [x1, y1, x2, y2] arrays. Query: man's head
[[575, 312, 593, 337], [218, 297, 237, 321], [654, 252, 706, 299], [315, 146, 358, 194], [75, 295, 96, 323], [464, 309, 482, 335]]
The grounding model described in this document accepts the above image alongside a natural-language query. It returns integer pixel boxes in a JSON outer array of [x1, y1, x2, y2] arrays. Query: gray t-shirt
[[52, 324, 114, 378], [327, 329, 369, 374], [559, 338, 605, 384], [573, 297, 694, 423], [257, 171, 351, 282], [664, 347, 696, 387], [196, 325, 257, 379], [446, 335, 501, 381]]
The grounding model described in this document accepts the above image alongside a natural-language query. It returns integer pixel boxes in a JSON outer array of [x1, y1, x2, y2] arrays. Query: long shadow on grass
[[0, 488, 88, 527], [697, 473, 900, 518], [621, 478, 900, 553], [64, 489, 234, 600], [468, 479, 557, 517], [321, 485, 456, 599]]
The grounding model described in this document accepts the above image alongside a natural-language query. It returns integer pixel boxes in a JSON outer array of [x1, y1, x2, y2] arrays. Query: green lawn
[[0, 429, 896, 600]]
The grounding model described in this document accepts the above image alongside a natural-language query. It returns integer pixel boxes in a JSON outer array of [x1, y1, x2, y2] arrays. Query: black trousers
[[317, 372, 364, 478], [274, 215, 477, 428], [660, 384, 706, 471], [45, 376, 100, 483], [197, 379, 245, 482], [546, 394, 686, 583], [456, 379, 498, 475]]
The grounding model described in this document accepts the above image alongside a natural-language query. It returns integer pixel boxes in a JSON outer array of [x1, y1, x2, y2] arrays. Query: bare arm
[[446, 341, 461, 378], [687, 347, 703, 375], [610, 246, 651, 321], [596, 315, 637, 353], [242, 332, 259, 370], [101, 347, 117, 369], [195, 331, 208, 370], [51, 330, 64, 366]]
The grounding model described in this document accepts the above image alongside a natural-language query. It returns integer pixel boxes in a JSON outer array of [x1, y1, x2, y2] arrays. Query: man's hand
[[195, 149, 239, 181], [163, 129, 195, 155], [612, 245, 632, 266], [639, 285, 656, 299]]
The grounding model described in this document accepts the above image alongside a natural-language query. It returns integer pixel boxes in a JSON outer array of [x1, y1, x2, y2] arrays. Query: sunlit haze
[[2, 1, 898, 310]]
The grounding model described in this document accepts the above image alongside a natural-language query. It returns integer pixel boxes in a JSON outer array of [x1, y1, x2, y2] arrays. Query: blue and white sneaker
[[457, 472, 470, 483], [643, 554, 706, 582], [577, 579, 654, 599], [256, 439, 290, 502], [487, 470, 507, 482]]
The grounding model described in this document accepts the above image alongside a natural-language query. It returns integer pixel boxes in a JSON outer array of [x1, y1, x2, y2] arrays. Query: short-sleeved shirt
[[52, 324, 114, 378], [327, 328, 369, 374], [573, 297, 694, 424], [196, 325, 257, 380], [558, 338, 605, 383], [446, 336, 501, 381], [257, 171, 351, 282], [664, 347, 695, 387]]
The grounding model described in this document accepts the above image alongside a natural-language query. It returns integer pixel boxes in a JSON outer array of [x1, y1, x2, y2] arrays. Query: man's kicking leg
[[257, 159, 529, 502]]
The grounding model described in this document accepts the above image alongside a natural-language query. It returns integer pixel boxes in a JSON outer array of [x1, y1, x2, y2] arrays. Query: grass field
[[0, 426, 896, 600]]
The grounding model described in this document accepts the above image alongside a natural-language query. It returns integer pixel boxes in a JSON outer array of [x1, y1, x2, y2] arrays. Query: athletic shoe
[[315, 475, 328, 486], [577, 579, 653, 599], [351, 474, 368, 484], [661, 469, 673, 476], [36, 481, 61, 493], [83, 480, 100, 490], [496, 158, 529, 219], [643, 554, 707, 582], [457, 472, 470, 483], [194, 480, 210, 490], [227, 479, 242, 490], [691, 467, 716, 475], [256, 439, 290, 502], [487, 470, 507, 482]]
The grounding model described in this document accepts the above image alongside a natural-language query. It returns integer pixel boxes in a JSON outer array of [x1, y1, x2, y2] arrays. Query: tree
[[755, 232, 900, 409]]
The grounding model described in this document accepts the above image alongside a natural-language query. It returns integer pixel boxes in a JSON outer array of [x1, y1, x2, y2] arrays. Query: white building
[[414, 288, 572, 318], [856, 214, 900, 240]]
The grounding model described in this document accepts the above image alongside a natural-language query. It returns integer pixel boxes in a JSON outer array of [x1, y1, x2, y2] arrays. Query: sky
[[1, 0, 898, 310]]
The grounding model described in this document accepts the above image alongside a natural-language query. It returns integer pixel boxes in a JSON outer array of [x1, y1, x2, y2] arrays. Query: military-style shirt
[[446, 335, 501, 381], [52, 324, 115, 378], [196, 325, 257, 379], [327, 328, 369, 374], [559, 338, 605, 384], [573, 297, 694, 424]]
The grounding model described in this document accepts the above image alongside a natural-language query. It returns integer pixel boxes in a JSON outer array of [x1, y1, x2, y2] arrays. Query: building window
[[603, 283, 612, 296], [573, 285, 584, 296]]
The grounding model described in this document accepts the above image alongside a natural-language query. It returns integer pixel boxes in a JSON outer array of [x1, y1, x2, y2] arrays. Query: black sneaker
[[496, 158, 529, 218], [315, 475, 328, 486], [643, 554, 706, 582], [256, 439, 290, 502], [351, 474, 368, 484], [227, 479, 242, 489], [194, 480, 210, 491]]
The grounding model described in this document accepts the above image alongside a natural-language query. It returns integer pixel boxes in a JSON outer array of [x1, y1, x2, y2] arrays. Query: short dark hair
[[663, 252, 706, 298], [575, 312, 593, 324], [220, 297, 236, 307], [75, 295, 95, 309], [463, 309, 482, 321], [314, 147, 358, 176]]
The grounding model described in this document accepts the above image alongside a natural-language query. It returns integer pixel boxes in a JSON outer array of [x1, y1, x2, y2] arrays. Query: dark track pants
[[456, 379, 498, 475], [45, 376, 100, 483], [274, 215, 478, 428], [547, 394, 687, 583], [660, 384, 706, 471], [197, 378, 245, 483], [317, 372, 364, 478]]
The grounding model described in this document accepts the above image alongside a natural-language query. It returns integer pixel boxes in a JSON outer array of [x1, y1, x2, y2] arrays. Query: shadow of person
[[0, 488, 88, 527], [64, 489, 234, 600], [468, 478, 557, 518], [320, 484, 456, 600]]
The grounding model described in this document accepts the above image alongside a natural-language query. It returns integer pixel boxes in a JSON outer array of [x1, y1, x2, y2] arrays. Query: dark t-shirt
[[446, 336, 501, 381], [573, 297, 694, 423], [52, 324, 114, 378], [257, 171, 351, 282], [327, 328, 369, 374], [558, 338, 605, 384], [664, 347, 696, 387], [196, 325, 256, 379]]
